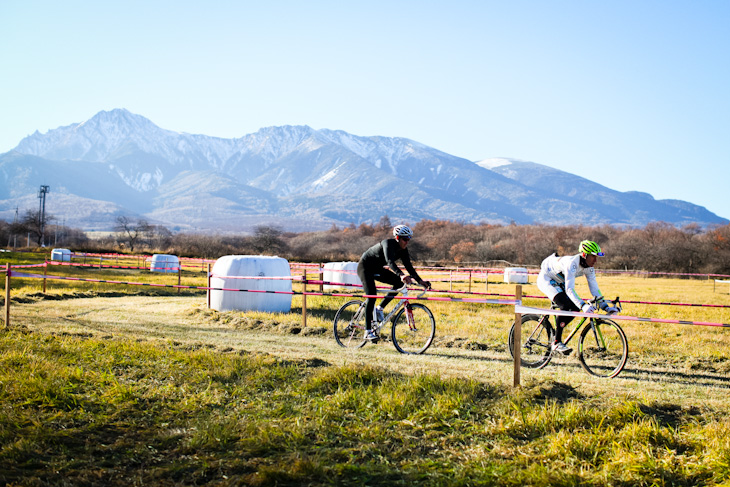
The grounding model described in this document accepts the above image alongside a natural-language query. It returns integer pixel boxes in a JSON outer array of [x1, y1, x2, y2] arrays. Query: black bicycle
[[508, 297, 628, 378]]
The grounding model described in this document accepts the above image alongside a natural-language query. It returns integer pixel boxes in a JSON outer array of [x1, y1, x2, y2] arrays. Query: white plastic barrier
[[210, 255, 292, 313], [323, 262, 361, 290], [150, 254, 180, 273], [51, 248, 72, 262], [504, 267, 529, 284], [715, 279, 730, 293]]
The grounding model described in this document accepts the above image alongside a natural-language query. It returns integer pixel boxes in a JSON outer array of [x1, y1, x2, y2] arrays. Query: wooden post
[[177, 265, 182, 293], [468, 270, 472, 294], [43, 261, 48, 293], [513, 284, 523, 388], [485, 270, 488, 292], [4, 263, 10, 329], [302, 270, 308, 328], [207, 264, 212, 309], [449, 270, 453, 292]]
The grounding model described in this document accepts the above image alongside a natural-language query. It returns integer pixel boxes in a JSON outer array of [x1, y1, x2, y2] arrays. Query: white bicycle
[[333, 285, 436, 354]]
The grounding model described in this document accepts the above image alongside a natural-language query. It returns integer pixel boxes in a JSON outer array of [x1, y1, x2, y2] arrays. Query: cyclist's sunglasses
[[400, 236, 411, 241]]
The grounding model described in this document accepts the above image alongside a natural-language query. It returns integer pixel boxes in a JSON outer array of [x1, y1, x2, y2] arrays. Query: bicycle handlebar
[[395, 284, 430, 298], [548, 296, 621, 315], [589, 296, 622, 314]]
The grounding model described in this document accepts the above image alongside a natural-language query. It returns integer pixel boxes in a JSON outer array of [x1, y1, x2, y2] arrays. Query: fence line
[[7, 269, 728, 323], [5, 263, 730, 310], [4, 267, 730, 388], [516, 305, 730, 328], [6, 271, 520, 313]]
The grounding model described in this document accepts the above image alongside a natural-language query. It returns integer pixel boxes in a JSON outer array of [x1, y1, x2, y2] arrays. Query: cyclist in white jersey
[[536, 240, 618, 355]]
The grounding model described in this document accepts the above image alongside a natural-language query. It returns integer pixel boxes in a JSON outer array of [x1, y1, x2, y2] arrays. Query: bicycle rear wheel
[[508, 314, 553, 368], [391, 303, 436, 354], [333, 300, 367, 349], [578, 318, 628, 378]]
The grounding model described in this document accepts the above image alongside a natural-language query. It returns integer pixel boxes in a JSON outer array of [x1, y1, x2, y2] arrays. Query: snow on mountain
[[16, 108, 249, 173], [476, 157, 516, 169], [2, 109, 727, 232]]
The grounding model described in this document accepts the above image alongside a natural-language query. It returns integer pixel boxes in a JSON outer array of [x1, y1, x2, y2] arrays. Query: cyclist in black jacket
[[357, 225, 431, 340]]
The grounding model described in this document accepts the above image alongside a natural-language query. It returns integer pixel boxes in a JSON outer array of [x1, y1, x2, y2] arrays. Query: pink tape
[[515, 305, 730, 328]]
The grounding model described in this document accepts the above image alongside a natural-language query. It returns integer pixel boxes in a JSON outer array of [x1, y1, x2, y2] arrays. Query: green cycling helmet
[[579, 240, 604, 256]]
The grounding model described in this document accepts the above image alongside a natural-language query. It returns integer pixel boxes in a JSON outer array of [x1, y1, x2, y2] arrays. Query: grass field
[[2, 252, 730, 485]]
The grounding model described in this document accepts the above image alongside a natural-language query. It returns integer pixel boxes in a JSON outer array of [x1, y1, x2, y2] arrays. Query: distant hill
[[0, 109, 725, 232]]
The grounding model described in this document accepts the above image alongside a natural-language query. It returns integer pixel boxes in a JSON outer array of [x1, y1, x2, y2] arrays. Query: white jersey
[[537, 253, 602, 309]]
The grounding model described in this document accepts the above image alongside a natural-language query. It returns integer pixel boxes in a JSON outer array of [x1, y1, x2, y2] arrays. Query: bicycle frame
[[372, 285, 427, 332], [333, 283, 435, 354], [559, 316, 588, 346], [553, 296, 621, 349]]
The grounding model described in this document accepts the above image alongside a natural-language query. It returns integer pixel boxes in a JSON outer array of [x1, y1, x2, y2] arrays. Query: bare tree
[[0, 220, 10, 248], [378, 214, 392, 230], [250, 225, 287, 255], [17, 209, 54, 246], [114, 216, 151, 252], [144, 224, 173, 251]]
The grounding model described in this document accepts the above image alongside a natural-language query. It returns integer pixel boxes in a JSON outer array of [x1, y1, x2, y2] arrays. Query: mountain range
[[0, 109, 725, 232]]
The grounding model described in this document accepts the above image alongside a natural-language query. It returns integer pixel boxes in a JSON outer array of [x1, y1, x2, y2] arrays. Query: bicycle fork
[[587, 320, 607, 350], [405, 304, 417, 331]]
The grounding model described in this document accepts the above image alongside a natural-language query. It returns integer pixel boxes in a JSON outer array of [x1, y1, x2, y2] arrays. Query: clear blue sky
[[1, 1, 728, 220]]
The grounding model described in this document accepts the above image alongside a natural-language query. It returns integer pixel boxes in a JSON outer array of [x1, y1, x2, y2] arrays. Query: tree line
[[3, 213, 729, 275]]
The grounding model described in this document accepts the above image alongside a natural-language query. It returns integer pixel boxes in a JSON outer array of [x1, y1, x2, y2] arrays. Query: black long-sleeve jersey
[[358, 238, 422, 281]]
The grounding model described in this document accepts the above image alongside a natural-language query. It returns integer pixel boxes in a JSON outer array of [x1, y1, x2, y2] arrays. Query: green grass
[[3, 254, 730, 485], [3, 329, 730, 486]]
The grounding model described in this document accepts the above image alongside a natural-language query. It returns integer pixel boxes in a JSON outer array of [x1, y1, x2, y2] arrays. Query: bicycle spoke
[[578, 318, 628, 378], [392, 304, 435, 354], [508, 314, 552, 369], [333, 301, 367, 349]]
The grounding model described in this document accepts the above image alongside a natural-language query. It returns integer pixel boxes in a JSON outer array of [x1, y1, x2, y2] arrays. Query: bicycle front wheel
[[578, 318, 628, 378], [508, 314, 553, 368], [333, 300, 367, 349], [391, 304, 436, 354]]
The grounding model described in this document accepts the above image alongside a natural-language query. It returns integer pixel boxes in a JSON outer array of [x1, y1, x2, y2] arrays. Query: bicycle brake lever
[[604, 296, 622, 314]]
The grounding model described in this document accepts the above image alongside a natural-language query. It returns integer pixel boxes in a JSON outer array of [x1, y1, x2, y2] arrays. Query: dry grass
[[9, 273, 730, 405], [4, 259, 730, 485]]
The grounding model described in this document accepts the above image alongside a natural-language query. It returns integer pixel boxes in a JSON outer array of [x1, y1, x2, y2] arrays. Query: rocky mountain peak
[[2, 109, 726, 232]]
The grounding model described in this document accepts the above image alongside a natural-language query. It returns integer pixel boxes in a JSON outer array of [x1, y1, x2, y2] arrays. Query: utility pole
[[38, 185, 50, 247]]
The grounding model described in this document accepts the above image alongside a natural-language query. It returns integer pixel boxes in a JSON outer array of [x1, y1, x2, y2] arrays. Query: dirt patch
[[192, 307, 329, 336], [434, 335, 503, 352]]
